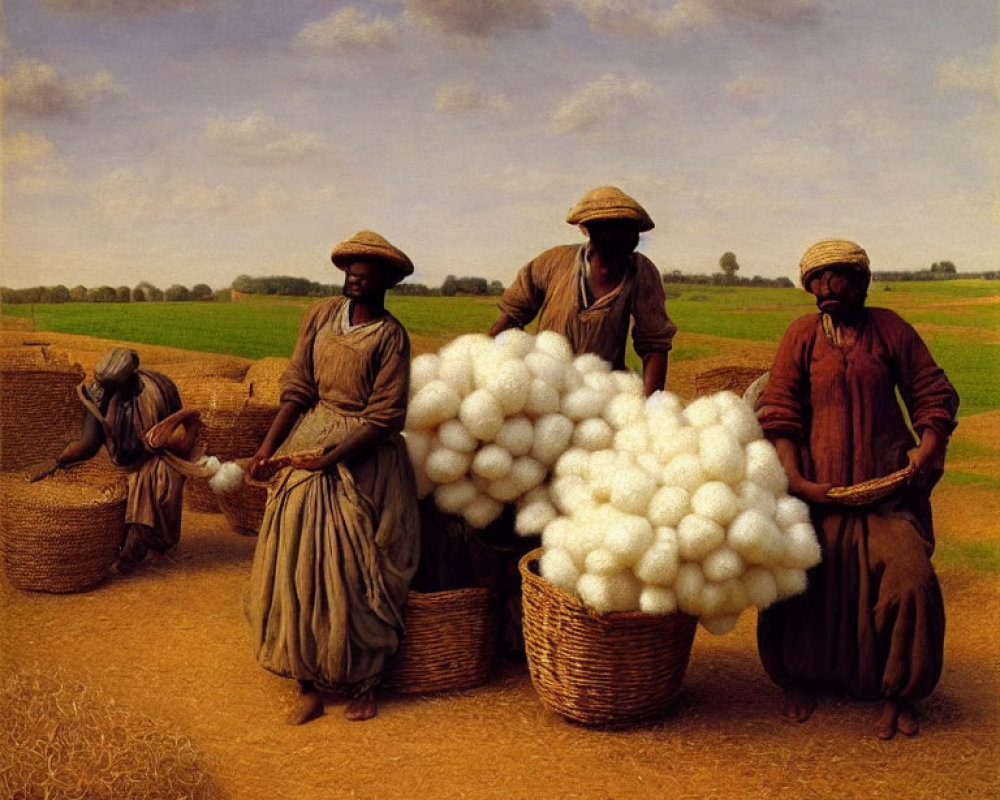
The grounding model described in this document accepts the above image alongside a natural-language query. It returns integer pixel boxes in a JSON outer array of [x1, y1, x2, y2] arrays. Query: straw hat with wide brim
[[330, 230, 414, 285], [565, 186, 654, 232], [799, 239, 870, 288]]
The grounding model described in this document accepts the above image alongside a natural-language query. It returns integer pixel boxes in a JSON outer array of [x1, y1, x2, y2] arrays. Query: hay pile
[[0, 669, 223, 800]]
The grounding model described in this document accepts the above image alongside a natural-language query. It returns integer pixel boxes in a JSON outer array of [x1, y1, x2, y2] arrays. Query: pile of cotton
[[403, 330, 645, 530], [536, 387, 822, 635]]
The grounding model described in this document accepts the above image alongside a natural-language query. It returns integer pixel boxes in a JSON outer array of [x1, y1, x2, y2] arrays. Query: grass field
[[4, 279, 997, 415]]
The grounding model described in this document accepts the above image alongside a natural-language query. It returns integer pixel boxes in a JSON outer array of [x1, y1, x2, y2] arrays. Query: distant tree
[[132, 287, 147, 302], [70, 285, 89, 302], [165, 284, 190, 301], [42, 285, 71, 303], [88, 285, 117, 302], [134, 281, 160, 301], [719, 252, 740, 282], [488, 280, 505, 296], [440, 275, 458, 297], [115, 285, 131, 302], [190, 283, 214, 300], [775, 277, 794, 288], [930, 260, 957, 274]]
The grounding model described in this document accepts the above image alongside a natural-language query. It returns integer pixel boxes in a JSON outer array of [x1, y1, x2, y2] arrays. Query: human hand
[[288, 448, 337, 472], [907, 433, 946, 491], [789, 476, 834, 505]]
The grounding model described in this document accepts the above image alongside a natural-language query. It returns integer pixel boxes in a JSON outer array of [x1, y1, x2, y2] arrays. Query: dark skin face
[[583, 219, 641, 263], [806, 264, 868, 322], [343, 260, 390, 303]]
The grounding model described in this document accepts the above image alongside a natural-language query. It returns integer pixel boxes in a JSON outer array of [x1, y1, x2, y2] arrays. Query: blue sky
[[2, 0, 997, 291]]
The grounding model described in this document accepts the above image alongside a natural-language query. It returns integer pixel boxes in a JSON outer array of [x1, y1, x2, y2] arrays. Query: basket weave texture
[[216, 482, 267, 536], [383, 588, 498, 694], [694, 364, 769, 398], [184, 477, 221, 513], [826, 465, 914, 506], [519, 549, 697, 726], [175, 378, 277, 462], [0, 461, 126, 593]]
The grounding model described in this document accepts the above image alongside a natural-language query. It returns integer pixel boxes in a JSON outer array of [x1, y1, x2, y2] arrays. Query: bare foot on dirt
[[781, 686, 816, 723], [344, 689, 377, 722], [285, 689, 323, 725], [876, 700, 920, 740]]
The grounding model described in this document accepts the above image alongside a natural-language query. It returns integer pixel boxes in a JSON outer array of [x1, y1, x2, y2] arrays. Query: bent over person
[[490, 185, 677, 396], [756, 239, 958, 740], [32, 347, 199, 573], [245, 231, 420, 724]]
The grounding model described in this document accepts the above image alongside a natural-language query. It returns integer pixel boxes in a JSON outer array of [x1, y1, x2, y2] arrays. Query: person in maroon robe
[[756, 239, 958, 740]]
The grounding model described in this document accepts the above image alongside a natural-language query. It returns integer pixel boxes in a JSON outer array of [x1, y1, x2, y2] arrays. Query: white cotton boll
[[662, 454, 707, 494], [472, 445, 514, 481], [720, 401, 763, 446], [542, 517, 573, 551], [699, 425, 745, 485], [690, 481, 741, 527], [683, 396, 722, 429], [774, 495, 811, 529], [434, 479, 479, 514], [655, 525, 679, 548], [701, 546, 745, 583], [700, 615, 739, 636], [563, 520, 607, 567], [636, 452, 662, 478], [522, 378, 562, 417], [744, 439, 789, 497], [577, 573, 615, 613], [209, 461, 244, 493], [561, 365, 585, 392], [743, 567, 780, 609], [653, 426, 700, 466], [440, 333, 492, 363], [699, 582, 729, 617], [736, 480, 777, 517], [634, 540, 679, 586], [602, 392, 646, 430], [495, 416, 534, 457], [462, 495, 504, 529], [610, 467, 658, 517], [549, 475, 591, 513], [198, 454, 221, 473], [712, 390, 744, 413], [530, 413, 575, 466], [677, 514, 726, 562], [524, 351, 566, 391], [437, 355, 474, 397], [487, 359, 532, 416], [407, 379, 462, 430], [613, 370, 645, 397], [647, 390, 682, 413], [674, 563, 706, 615], [410, 353, 440, 394], [539, 547, 579, 594], [585, 548, 626, 576], [582, 372, 616, 408], [773, 567, 809, 600], [573, 352, 611, 375], [720, 577, 750, 615], [437, 419, 478, 453], [553, 447, 591, 479], [515, 495, 558, 537], [486, 476, 522, 503], [604, 513, 655, 566], [614, 422, 650, 456], [425, 446, 472, 485], [412, 460, 434, 499], [587, 449, 617, 501], [561, 386, 605, 421], [572, 417, 615, 451], [639, 585, 678, 615], [494, 328, 536, 360], [648, 486, 691, 528], [782, 522, 822, 570], [509, 456, 547, 493], [607, 571, 643, 612], [727, 509, 785, 566], [533, 330, 573, 364], [459, 388, 505, 442]]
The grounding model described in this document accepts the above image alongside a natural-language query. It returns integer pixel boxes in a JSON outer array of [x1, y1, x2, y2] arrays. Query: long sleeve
[[362, 321, 411, 433], [630, 255, 677, 359], [757, 316, 817, 443], [496, 247, 566, 328], [279, 299, 338, 409]]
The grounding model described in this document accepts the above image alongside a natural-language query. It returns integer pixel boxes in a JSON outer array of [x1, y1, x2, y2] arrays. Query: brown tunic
[[497, 244, 676, 368], [245, 296, 420, 689], [756, 308, 958, 700]]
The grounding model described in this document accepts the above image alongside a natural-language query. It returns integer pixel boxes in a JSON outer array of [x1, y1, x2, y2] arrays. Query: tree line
[[1, 281, 218, 304]]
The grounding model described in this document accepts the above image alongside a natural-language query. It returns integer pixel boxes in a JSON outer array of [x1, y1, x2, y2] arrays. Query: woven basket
[[216, 482, 267, 536], [242, 357, 290, 407], [383, 588, 498, 694], [174, 377, 278, 462], [827, 465, 914, 506], [0, 461, 127, 593], [694, 364, 769, 398], [184, 476, 221, 513], [519, 549, 698, 726]]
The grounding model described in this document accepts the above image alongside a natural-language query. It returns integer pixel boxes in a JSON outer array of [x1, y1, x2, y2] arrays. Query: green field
[[4, 280, 997, 416]]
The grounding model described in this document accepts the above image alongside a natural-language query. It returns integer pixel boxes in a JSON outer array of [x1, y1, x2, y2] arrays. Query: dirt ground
[[1, 344, 998, 799]]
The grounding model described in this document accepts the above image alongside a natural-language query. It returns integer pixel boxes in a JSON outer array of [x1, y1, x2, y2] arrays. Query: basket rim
[[826, 464, 914, 503]]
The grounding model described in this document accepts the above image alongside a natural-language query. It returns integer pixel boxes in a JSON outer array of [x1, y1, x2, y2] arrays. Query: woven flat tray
[[826, 465, 914, 506]]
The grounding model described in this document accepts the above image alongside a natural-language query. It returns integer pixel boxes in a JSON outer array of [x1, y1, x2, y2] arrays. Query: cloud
[[2, 131, 71, 194], [169, 179, 239, 213], [550, 73, 649, 134], [935, 56, 996, 95], [203, 112, 327, 166], [252, 182, 296, 213], [92, 168, 156, 218], [396, 0, 553, 37], [724, 73, 771, 100], [2, 132, 54, 168], [433, 82, 512, 113], [296, 7, 399, 51], [1, 58, 126, 116], [571, 0, 817, 40], [41, 0, 219, 16]]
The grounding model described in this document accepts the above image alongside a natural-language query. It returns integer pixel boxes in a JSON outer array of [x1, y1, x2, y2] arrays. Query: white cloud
[[433, 82, 512, 113], [92, 168, 155, 218], [2, 131, 71, 194], [747, 138, 845, 180], [550, 73, 649, 134], [396, 0, 553, 37], [297, 7, 399, 51], [724, 73, 770, 100], [253, 182, 296, 213], [1, 58, 126, 116], [169, 178, 239, 213], [935, 56, 996, 95], [203, 112, 327, 166], [2, 131, 54, 168]]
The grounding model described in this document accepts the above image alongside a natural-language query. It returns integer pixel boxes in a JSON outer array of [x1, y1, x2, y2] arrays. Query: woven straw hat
[[330, 230, 414, 283], [565, 186, 654, 232], [799, 239, 870, 287]]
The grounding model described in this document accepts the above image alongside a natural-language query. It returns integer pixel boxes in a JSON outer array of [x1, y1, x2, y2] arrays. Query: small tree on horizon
[[719, 251, 740, 282]]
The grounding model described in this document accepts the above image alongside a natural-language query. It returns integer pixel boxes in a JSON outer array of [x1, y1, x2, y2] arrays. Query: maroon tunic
[[756, 307, 958, 701]]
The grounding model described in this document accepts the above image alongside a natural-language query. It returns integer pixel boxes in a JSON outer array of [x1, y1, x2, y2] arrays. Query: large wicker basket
[[519, 549, 698, 726], [383, 588, 498, 694], [0, 461, 127, 593], [694, 364, 770, 398], [216, 481, 268, 536]]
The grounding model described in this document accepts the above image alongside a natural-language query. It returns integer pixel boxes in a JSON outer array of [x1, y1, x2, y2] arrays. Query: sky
[[1, 0, 997, 291]]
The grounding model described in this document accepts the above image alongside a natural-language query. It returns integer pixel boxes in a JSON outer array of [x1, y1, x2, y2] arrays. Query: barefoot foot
[[285, 689, 323, 725], [781, 686, 817, 724], [875, 700, 902, 740], [344, 688, 377, 721]]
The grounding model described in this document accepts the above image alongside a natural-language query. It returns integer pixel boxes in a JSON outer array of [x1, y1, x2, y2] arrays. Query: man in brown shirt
[[490, 185, 677, 395]]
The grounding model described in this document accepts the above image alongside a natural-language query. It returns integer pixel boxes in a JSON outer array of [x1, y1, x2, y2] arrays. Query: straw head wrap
[[330, 230, 414, 286], [94, 348, 140, 386], [565, 186, 654, 232], [799, 239, 870, 288]]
